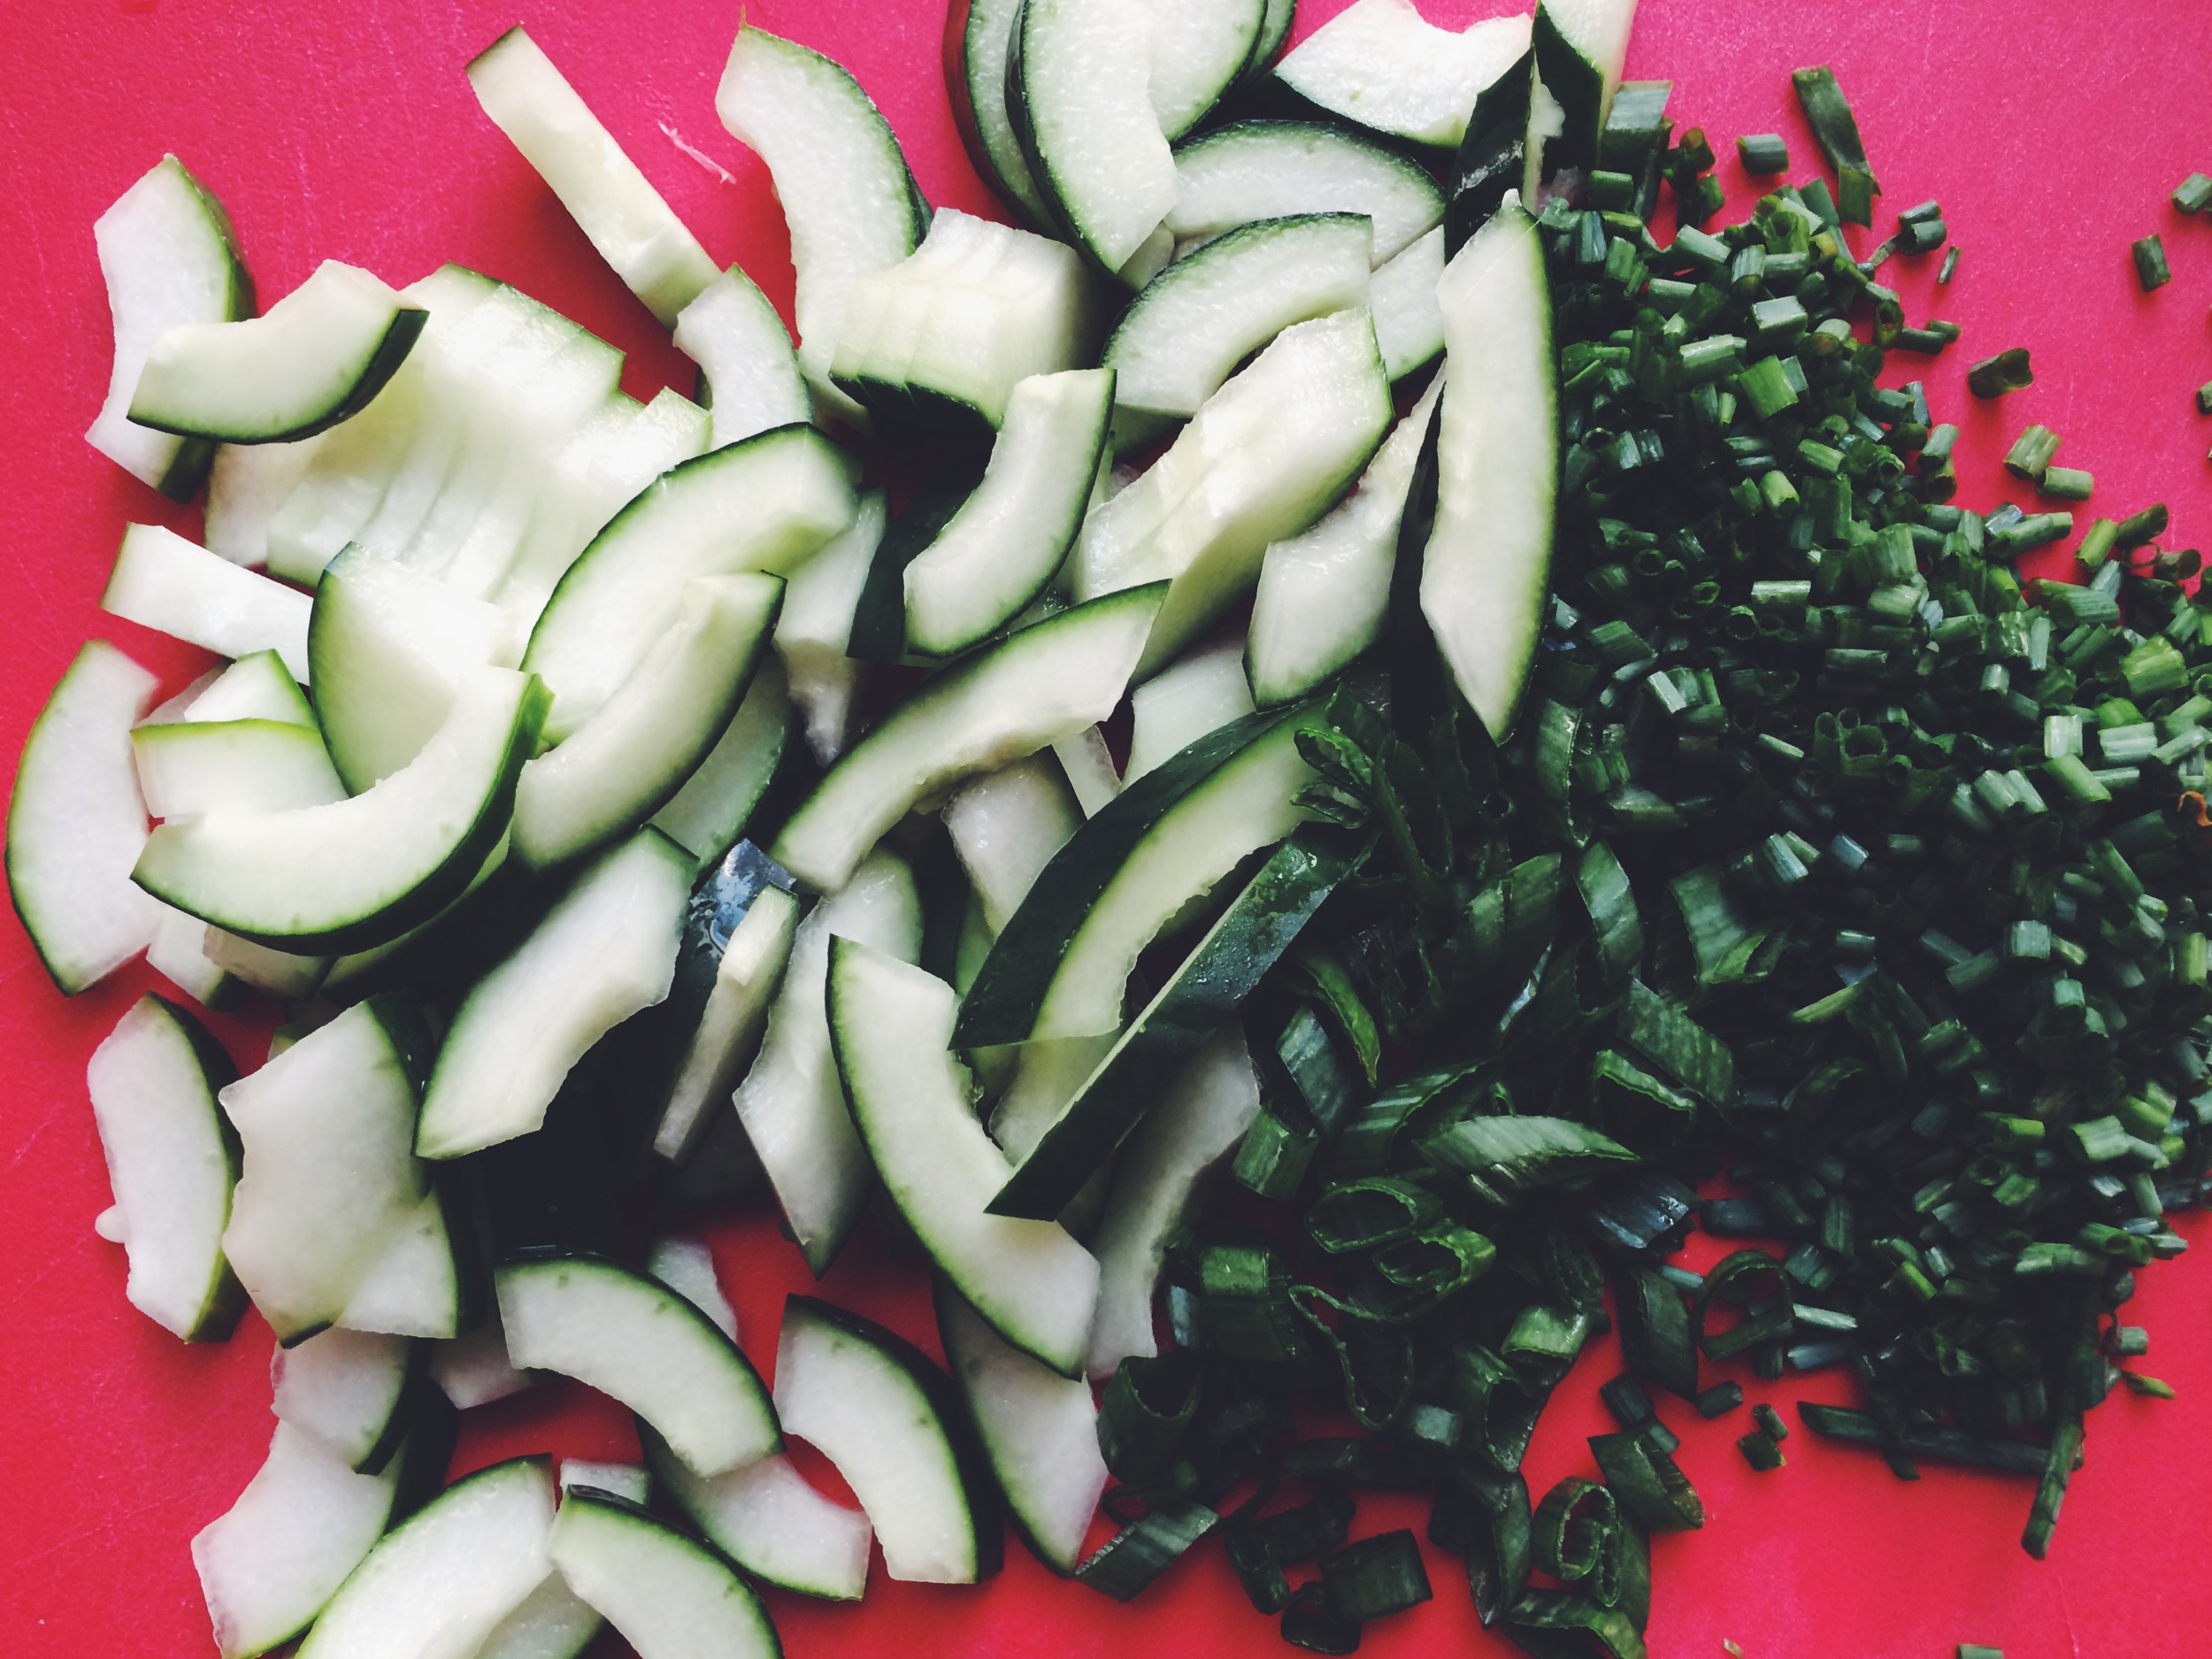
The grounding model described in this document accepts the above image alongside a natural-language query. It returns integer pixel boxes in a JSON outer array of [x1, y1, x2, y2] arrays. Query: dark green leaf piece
[[1075, 1502, 1218, 1601], [1320, 1529, 1433, 1621]]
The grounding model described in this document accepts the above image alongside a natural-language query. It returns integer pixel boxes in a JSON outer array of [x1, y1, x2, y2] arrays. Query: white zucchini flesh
[[1125, 639, 1255, 783], [469, 1569, 601, 1659], [828, 942, 1101, 1375], [547, 1490, 781, 1659], [184, 649, 317, 726], [468, 27, 718, 326], [495, 1256, 780, 1479], [86, 154, 250, 497], [132, 666, 547, 955], [673, 265, 810, 449], [771, 584, 1164, 894], [1166, 120, 1444, 265], [132, 719, 346, 818], [989, 1034, 1118, 1163], [647, 1436, 872, 1601], [1145, 0, 1265, 142], [716, 26, 927, 423], [430, 1309, 535, 1410], [129, 260, 426, 444], [271, 1326, 415, 1471], [773, 488, 886, 765], [1274, 0, 1533, 150], [559, 1461, 649, 1504], [310, 545, 525, 792], [296, 1456, 557, 1659], [193, 1423, 402, 1659], [5, 641, 160, 993], [774, 1298, 989, 1584], [1051, 727, 1123, 817], [338, 1186, 460, 1340], [653, 883, 801, 1162], [1076, 309, 1393, 677], [218, 997, 428, 1344], [1085, 1025, 1261, 1379], [524, 425, 856, 743], [941, 756, 1081, 933], [1423, 202, 1557, 741], [936, 1280, 1109, 1573], [1372, 223, 1447, 382], [902, 368, 1113, 659], [1014, 0, 1179, 277], [1248, 369, 1444, 706], [203, 926, 331, 999], [142, 666, 222, 725], [645, 1236, 739, 1341], [87, 993, 242, 1340], [147, 902, 235, 1007], [948, 0, 1054, 227], [206, 434, 327, 568], [102, 523, 313, 683], [1533, 0, 1640, 167], [649, 656, 791, 872], [733, 849, 921, 1274], [415, 829, 690, 1159]]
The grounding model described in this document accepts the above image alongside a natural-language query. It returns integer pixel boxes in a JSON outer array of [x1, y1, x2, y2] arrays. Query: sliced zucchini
[[429, 1309, 535, 1411], [847, 476, 977, 664], [902, 369, 1110, 657], [6, 641, 160, 993], [988, 1034, 1117, 1163], [86, 154, 251, 498], [559, 1461, 649, 1504], [87, 992, 243, 1340], [671, 1097, 770, 1211], [1249, 0, 1297, 77], [524, 424, 856, 742], [1532, 0, 1640, 171], [770, 584, 1164, 894], [310, 544, 525, 792], [991, 830, 1354, 1219], [1248, 369, 1443, 705], [218, 995, 432, 1345], [733, 849, 920, 1274], [644, 1431, 872, 1601], [941, 756, 1080, 933], [192, 1423, 403, 1659], [1125, 640, 1254, 782], [547, 1488, 780, 1659], [944, 0, 1054, 227], [1085, 1025, 1260, 1378], [416, 829, 690, 1159], [204, 926, 331, 999], [271, 1326, 419, 1473], [337, 1184, 463, 1340], [645, 1236, 740, 1340], [513, 573, 781, 870], [296, 1456, 557, 1659], [1167, 121, 1444, 265], [1148, 0, 1265, 141], [206, 435, 327, 567], [468, 27, 718, 326], [1371, 222, 1447, 380], [828, 941, 1100, 1373], [129, 261, 426, 443], [716, 26, 929, 423], [1422, 200, 1556, 741], [1012, 0, 1179, 276], [495, 1255, 779, 1479], [133, 665, 548, 955], [1276, 0, 1532, 149], [649, 656, 792, 872], [774, 1296, 1001, 1584], [775, 487, 886, 765], [1075, 309, 1393, 676], [935, 1279, 1109, 1573], [146, 902, 236, 1007], [182, 649, 316, 726], [132, 718, 345, 818], [471, 1570, 601, 1659], [672, 266, 810, 449], [653, 882, 800, 1162], [1051, 726, 1123, 817], [957, 709, 1313, 1046], [102, 523, 312, 682]]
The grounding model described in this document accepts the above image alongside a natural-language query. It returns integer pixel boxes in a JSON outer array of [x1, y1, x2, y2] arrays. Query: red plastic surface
[[4, 2, 2212, 1655]]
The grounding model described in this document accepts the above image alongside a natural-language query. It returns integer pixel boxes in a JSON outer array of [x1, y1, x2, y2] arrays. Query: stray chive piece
[[2196, 380, 2212, 415], [1894, 319, 1961, 355], [2076, 518, 2118, 570], [1737, 1431, 1786, 1471], [2133, 234, 2172, 291], [2123, 1372, 2177, 1399], [1737, 133, 1789, 174], [2115, 502, 2169, 547], [1696, 1382, 1744, 1418], [1939, 245, 1961, 283], [1958, 1647, 2005, 1659], [2039, 465, 2093, 503], [1792, 65, 1879, 225], [1753, 1403, 1788, 1441], [2003, 424, 2062, 480], [1968, 347, 2032, 398], [2174, 173, 2212, 214]]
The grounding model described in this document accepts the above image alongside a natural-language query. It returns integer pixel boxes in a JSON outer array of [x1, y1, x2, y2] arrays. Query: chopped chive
[[2122, 1372, 2177, 1400], [2003, 424, 2062, 480], [1957, 1647, 2006, 1659], [1753, 1403, 1788, 1441], [1792, 66, 1878, 200], [1696, 1382, 1744, 1417], [1737, 133, 1789, 174], [1280, 1584, 1360, 1655], [2114, 502, 2169, 547], [1968, 347, 2033, 397], [2075, 518, 2117, 569], [2039, 465, 2093, 502], [1075, 1503, 1218, 1600], [1939, 245, 1961, 282], [2198, 381, 2212, 415], [1737, 1431, 1786, 1471], [2132, 234, 2172, 291], [1319, 1530, 1432, 1621], [2173, 173, 2212, 213]]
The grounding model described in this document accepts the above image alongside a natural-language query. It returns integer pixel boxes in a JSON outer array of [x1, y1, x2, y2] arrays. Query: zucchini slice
[[87, 992, 244, 1340], [296, 1456, 557, 1659], [1248, 0, 1296, 77], [943, 0, 1054, 227], [547, 1488, 781, 1659], [957, 708, 1313, 1047], [133, 665, 548, 955], [206, 434, 326, 567], [204, 926, 330, 1000], [652, 879, 800, 1163], [524, 424, 856, 742], [828, 941, 1101, 1374], [649, 656, 793, 872], [672, 266, 810, 449], [6, 641, 161, 993], [1371, 223, 1447, 380], [271, 1327, 419, 1473], [1167, 120, 1444, 265], [429, 1310, 534, 1412], [1274, 0, 1532, 150], [645, 1236, 740, 1340], [132, 719, 346, 818], [103, 523, 312, 682], [86, 154, 252, 499], [182, 648, 316, 727], [416, 829, 690, 1160], [1147, 0, 1266, 142], [773, 1295, 1002, 1584], [775, 487, 887, 765], [941, 755, 1081, 934], [1248, 369, 1443, 706], [1532, 0, 1640, 171], [716, 25, 930, 424], [1421, 200, 1557, 741], [645, 1432, 872, 1602], [145, 902, 235, 1009], [991, 830, 1355, 1219], [129, 261, 426, 444], [496, 1256, 780, 1479], [935, 1279, 1109, 1573], [468, 27, 718, 326], [472, 1570, 601, 1659], [1125, 640, 1254, 782], [337, 1183, 465, 1340]]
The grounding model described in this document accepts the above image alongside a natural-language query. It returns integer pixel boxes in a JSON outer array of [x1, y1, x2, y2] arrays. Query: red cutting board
[[4, 2, 2212, 1655]]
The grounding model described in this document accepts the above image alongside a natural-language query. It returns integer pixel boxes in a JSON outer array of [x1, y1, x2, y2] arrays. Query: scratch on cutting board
[[661, 123, 736, 185], [2056, 1571, 2084, 1659], [0, 1094, 73, 1186]]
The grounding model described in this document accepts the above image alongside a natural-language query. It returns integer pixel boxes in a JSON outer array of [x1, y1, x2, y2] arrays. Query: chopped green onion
[[1696, 1382, 1744, 1417], [1319, 1530, 1432, 1622], [2132, 234, 2173, 291], [1939, 246, 1961, 282], [1589, 1431, 1705, 1532], [1280, 1584, 1360, 1655], [1792, 67, 1878, 220], [2114, 502, 2169, 547], [2039, 465, 2093, 502], [1737, 1431, 1786, 1471], [2174, 173, 2212, 213], [1737, 134, 1789, 174], [1968, 347, 2033, 397], [1796, 1405, 2049, 1475], [1076, 1502, 1218, 1601], [2003, 424, 2062, 480], [1753, 1403, 1789, 1441], [1957, 1646, 2006, 1659]]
